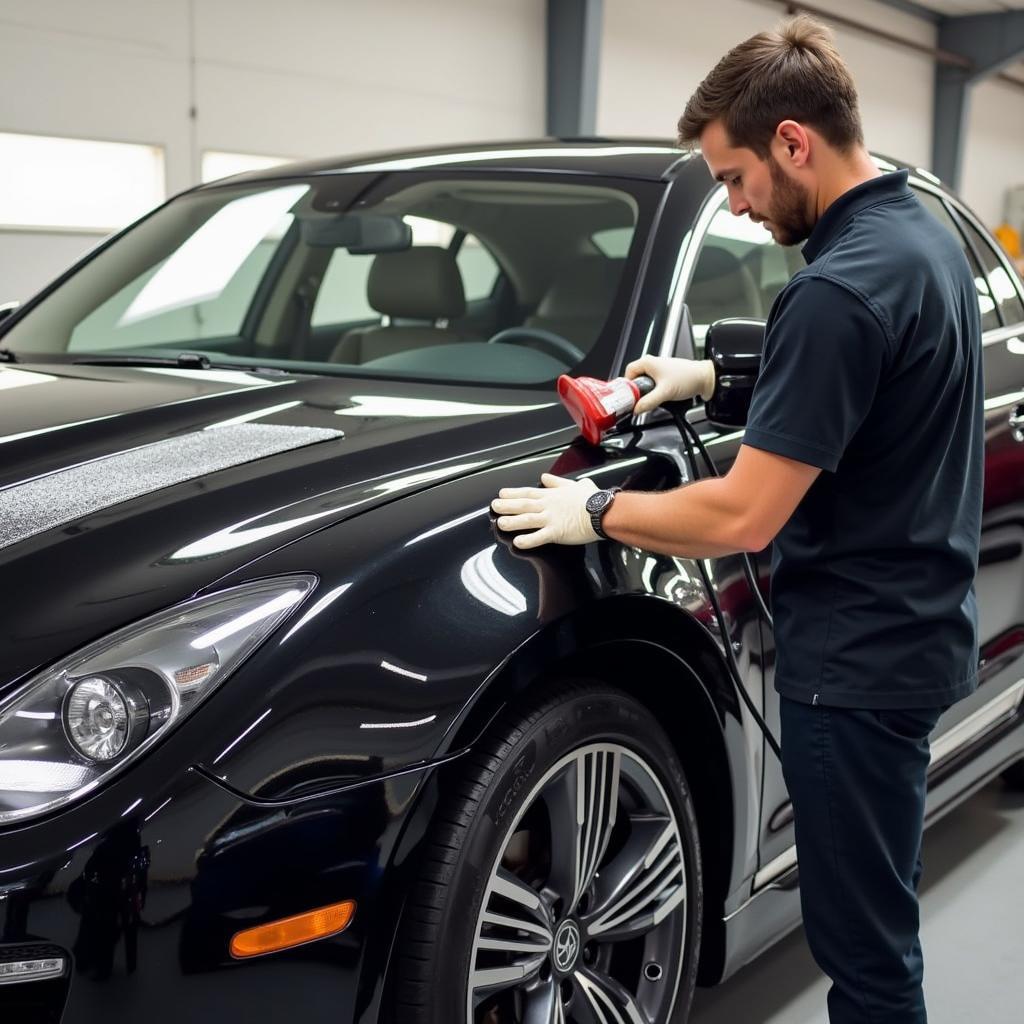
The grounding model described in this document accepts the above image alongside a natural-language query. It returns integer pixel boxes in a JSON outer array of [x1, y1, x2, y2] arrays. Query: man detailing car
[[491, 16, 984, 1024]]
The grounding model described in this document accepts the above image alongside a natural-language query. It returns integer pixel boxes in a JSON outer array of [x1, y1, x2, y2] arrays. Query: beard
[[760, 155, 815, 247]]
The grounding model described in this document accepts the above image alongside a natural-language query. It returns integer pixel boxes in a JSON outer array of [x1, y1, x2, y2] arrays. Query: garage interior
[[0, 2, 1022, 1022]]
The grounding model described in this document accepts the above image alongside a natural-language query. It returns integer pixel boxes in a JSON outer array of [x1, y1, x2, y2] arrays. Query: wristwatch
[[585, 486, 622, 541]]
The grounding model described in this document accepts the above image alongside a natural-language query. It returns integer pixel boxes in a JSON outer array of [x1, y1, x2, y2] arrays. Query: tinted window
[[957, 216, 1024, 327], [455, 234, 500, 301], [686, 195, 802, 356], [915, 189, 1001, 332]]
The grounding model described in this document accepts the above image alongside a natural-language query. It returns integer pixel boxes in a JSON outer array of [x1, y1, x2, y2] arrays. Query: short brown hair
[[677, 14, 863, 157]]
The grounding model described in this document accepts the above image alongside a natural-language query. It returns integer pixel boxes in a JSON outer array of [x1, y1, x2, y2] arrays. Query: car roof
[[195, 138, 696, 188], [193, 138, 952, 204]]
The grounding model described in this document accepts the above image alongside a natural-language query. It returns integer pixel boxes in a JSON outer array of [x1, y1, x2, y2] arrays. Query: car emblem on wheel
[[553, 920, 581, 972]]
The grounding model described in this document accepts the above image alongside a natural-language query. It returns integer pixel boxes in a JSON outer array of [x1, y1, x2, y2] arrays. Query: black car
[[1, 140, 1022, 1024]]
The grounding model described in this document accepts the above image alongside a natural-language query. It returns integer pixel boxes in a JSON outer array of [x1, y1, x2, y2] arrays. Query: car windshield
[[2, 171, 658, 386]]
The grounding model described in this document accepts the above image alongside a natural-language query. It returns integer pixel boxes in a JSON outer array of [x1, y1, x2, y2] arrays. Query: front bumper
[[0, 763, 414, 1023]]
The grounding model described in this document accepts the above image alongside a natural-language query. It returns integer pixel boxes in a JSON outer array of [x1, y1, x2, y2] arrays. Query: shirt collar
[[801, 169, 911, 264]]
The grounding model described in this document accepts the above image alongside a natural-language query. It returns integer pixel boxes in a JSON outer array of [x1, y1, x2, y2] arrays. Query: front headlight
[[0, 575, 315, 826]]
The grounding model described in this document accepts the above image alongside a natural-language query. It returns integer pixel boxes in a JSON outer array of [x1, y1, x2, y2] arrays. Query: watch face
[[585, 490, 612, 514]]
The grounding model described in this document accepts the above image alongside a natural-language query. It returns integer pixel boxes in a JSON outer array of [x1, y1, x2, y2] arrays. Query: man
[[491, 14, 983, 1024]]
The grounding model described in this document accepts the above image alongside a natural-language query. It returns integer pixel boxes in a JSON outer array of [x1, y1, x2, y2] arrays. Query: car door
[[912, 188, 1024, 765], [682, 177, 1024, 889]]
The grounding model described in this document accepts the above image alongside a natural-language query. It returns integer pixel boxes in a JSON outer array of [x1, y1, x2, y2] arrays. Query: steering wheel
[[487, 327, 586, 365]]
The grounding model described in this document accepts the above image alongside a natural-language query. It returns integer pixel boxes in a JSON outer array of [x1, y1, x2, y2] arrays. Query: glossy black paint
[[1, 142, 1022, 1023]]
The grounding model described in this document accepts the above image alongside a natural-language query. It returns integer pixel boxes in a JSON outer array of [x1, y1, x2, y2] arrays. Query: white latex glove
[[624, 355, 716, 415], [491, 473, 600, 549]]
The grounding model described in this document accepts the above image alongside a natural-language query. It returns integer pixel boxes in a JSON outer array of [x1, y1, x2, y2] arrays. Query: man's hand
[[491, 473, 600, 549], [625, 354, 716, 414]]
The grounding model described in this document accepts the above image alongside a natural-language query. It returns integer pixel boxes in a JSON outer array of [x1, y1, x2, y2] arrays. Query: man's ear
[[775, 120, 810, 167]]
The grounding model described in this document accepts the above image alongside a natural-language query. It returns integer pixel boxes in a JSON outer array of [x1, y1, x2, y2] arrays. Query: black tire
[[1002, 759, 1024, 791], [387, 681, 704, 1024]]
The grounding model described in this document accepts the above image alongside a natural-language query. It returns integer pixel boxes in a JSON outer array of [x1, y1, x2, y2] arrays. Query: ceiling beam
[[933, 11, 1024, 188], [871, 0, 940, 26], [546, 0, 604, 137], [942, 10, 1024, 82]]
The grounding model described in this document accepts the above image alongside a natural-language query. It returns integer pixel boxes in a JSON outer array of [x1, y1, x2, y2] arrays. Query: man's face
[[700, 119, 815, 247]]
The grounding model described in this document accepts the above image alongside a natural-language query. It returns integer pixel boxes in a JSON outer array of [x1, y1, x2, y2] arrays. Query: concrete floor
[[687, 777, 1024, 1023]]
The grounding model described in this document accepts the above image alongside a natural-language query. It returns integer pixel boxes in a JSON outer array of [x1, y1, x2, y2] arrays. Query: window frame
[[912, 178, 1024, 332]]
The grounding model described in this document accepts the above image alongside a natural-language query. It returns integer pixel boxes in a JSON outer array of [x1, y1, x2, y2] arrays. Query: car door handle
[[1011, 404, 1024, 441]]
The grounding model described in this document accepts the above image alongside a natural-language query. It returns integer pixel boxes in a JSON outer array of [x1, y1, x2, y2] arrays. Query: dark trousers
[[780, 697, 945, 1024]]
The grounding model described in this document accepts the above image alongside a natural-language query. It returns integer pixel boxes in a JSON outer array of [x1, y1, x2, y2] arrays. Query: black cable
[[664, 402, 783, 762], [665, 404, 773, 627]]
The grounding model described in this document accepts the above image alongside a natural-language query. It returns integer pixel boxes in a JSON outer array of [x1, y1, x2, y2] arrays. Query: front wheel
[[388, 682, 703, 1024]]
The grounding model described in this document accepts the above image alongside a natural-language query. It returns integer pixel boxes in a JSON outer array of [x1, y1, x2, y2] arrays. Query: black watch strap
[[590, 486, 621, 540]]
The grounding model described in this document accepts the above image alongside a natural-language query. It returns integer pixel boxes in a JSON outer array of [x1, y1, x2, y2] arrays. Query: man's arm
[[601, 443, 821, 558], [491, 438, 821, 552]]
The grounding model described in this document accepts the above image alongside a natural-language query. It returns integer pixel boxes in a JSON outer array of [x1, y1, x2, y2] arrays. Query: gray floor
[[686, 777, 1024, 1023]]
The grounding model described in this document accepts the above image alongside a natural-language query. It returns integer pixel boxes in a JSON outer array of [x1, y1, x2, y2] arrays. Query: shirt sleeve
[[742, 275, 891, 472]]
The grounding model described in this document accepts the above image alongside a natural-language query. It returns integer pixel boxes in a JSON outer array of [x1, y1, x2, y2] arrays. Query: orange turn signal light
[[230, 899, 356, 959]]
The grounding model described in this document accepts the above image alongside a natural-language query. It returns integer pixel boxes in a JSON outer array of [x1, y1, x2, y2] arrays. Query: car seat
[[329, 246, 478, 364]]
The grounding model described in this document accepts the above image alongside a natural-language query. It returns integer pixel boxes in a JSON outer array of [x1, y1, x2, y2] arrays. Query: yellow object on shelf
[[994, 222, 1021, 259]]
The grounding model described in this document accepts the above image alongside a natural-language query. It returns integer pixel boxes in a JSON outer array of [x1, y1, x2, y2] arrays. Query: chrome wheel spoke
[[522, 979, 566, 1024], [582, 816, 685, 943], [471, 867, 553, 1002], [572, 966, 648, 1024], [545, 748, 621, 913]]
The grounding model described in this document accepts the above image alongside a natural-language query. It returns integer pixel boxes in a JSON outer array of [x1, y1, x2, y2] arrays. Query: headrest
[[367, 246, 466, 320], [535, 255, 624, 318]]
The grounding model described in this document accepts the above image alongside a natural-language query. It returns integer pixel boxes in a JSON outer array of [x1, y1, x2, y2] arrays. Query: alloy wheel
[[467, 743, 689, 1023]]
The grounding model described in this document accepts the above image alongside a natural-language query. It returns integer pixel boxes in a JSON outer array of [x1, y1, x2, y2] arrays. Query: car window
[[956, 216, 1024, 327], [4, 174, 655, 386], [311, 249, 375, 325], [592, 227, 633, 257], [70, 196, 295, 350], [686, 194, 802, 356], [915, 190, 1001, 332], [455, 234, 500, 301]]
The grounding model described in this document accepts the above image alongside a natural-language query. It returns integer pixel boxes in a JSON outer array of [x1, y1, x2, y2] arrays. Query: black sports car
[[1, 140, 1022, 1024]]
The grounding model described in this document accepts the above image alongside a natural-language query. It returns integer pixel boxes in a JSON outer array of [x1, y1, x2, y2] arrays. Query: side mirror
[[0, 301, 19, 325], [705, 318, 765, 429]]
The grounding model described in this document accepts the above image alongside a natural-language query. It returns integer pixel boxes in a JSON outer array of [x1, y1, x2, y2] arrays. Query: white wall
[[0, 0, 545, 302], [961, 76, 1024, 227], [1, 0, 1021, 304], [598, 0, 936, 169]]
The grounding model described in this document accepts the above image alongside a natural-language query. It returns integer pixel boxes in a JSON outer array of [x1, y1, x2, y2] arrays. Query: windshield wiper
[[0, 347, 17, 363], [72, 351, 213, 370]]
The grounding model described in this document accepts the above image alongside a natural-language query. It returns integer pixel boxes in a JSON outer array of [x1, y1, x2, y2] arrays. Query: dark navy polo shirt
[[743, 169, 984, 709]]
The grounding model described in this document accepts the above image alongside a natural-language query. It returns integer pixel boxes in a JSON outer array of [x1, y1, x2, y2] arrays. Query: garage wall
[[960, 77, 1024, 227], [597, 0, 936, 169], [1, 0, 1020, 305], [0, 0, 546, 303]]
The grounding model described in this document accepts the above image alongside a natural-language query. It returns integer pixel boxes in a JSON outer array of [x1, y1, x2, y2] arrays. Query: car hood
[[0, 362, 573, 689]]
